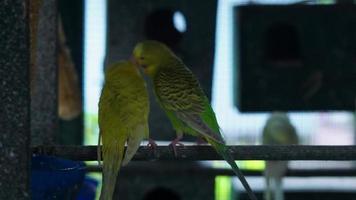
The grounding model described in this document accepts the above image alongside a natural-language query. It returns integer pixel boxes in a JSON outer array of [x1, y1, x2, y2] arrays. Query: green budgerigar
[[98, 60, 150, 200], [132, 40, 257, 200], [263, 112, 299, 200]]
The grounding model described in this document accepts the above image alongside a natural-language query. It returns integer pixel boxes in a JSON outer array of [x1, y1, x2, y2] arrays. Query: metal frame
[[33, 145, 356, 161]]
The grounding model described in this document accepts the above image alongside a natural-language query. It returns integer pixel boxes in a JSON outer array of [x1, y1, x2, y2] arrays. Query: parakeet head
[[132, 40, 175, 76], [268, 112, 290, 123], [105, 60, 139, 81]]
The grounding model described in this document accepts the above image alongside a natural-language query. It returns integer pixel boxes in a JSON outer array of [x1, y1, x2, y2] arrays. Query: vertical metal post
[[0, 0, 31, 199], [30, 0, 58, 145]]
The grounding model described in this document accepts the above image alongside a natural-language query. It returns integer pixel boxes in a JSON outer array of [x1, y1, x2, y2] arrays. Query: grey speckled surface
[[0, 0, 31, 199], [30, 0, 58, 145]]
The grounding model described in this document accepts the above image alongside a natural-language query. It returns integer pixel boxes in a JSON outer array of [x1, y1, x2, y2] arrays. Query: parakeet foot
[[169, 137, 184, 157], [147, 138, 157, 150], [196, 137, 207, 145]]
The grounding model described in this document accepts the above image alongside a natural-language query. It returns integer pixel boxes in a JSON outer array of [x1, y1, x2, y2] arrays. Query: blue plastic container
[[31, 155, 86, 200]]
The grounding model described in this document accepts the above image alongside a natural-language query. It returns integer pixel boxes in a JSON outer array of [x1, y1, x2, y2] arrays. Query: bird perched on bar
[[263, 112, 299, 200], [132, 40, 257, 200], [98, 60, 151, 200]]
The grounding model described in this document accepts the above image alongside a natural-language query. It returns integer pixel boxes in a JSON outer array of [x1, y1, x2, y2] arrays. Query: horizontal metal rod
[[32, 145, 356, 161], [85, 165, 356, 177]]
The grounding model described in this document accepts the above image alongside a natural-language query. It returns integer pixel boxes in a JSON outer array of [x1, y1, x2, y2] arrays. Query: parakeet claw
[[169, 137, 184, 157], [147, 138, 157, 150], [196, 137, 207, 145]]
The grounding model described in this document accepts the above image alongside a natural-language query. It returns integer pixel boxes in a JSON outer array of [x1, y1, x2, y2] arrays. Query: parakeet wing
[[155, 64, 224, 143], [122, 122, 149, 166], [155, 63, 205, 112]]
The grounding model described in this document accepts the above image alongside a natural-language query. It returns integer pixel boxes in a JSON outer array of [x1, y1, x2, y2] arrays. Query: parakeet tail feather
[[211, 141, 258, 200], [99, 139, 125, 200]]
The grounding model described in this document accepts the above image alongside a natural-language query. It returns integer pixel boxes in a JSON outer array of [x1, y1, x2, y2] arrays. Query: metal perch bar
[[85, 165, 356, 177], [32, 145, 356, 161]]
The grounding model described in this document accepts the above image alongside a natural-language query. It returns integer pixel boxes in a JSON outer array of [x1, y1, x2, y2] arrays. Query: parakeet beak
[[131, 55, 148, 74], [130, 55, 138, 66]]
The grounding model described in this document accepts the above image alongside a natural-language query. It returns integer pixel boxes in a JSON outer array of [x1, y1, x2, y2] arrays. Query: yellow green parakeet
[[132, 40, 257, 200], [97, 60, 150, 200], [263, 112, 299, 200]]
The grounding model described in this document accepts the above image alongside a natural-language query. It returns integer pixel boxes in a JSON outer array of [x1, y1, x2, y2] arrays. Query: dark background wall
[[106, 0, 218, 141]]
